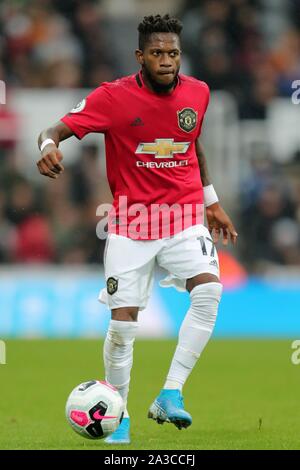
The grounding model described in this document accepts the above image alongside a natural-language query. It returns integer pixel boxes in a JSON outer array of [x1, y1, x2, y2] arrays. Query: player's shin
[[103, 320, 138, 417], [164, 282, 223, 391]]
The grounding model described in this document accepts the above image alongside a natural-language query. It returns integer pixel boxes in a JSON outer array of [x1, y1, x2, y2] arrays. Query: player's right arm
[[37, 85, 112, 179], [37, 121, 73, 179]]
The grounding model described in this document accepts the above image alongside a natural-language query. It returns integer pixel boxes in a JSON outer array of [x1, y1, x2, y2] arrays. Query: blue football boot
[[148, 389, 192, 430], [104, 417, 130, 444]]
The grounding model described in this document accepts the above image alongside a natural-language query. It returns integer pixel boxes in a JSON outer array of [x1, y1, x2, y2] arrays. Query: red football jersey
[[61, 72, 210, 239]]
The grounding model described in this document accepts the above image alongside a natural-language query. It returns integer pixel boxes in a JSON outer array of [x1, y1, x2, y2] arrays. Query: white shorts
[[99, 224, 220, 311]]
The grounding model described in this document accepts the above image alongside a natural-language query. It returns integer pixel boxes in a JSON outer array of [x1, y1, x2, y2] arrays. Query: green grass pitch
[[0, 339, 299, 450]]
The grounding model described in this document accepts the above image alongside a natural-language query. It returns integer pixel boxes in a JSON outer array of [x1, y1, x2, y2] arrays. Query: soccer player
[[37, 14, 237, 444]]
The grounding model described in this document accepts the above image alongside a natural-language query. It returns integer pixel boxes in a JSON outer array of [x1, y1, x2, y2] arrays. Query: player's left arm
[[196, 139, 238, 246]]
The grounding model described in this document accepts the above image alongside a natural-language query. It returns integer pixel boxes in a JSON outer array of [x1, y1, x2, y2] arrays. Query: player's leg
[[149, 225, 222, 429], [103, 306, 139, 444], [105, 306, 139, 411], [99, 233, 158, 443], [163, 272, 222, 395]]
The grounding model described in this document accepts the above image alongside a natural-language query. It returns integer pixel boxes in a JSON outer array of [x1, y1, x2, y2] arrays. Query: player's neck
[[141, 69, 177, 95]]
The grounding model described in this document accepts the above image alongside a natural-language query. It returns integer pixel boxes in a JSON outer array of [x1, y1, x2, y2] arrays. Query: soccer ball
[[65, 380, 124, 439]]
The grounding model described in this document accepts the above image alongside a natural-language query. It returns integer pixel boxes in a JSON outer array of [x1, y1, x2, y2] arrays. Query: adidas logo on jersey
[[130, 117, 144, 126]]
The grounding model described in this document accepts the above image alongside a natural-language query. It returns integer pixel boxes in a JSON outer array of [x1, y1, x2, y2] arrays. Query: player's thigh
[[157, 225, 220, 290], [99, 234, 157, 311], [111, 306, 139, 322], [186, 272, 220, 293], [104, 233, 158, 274]]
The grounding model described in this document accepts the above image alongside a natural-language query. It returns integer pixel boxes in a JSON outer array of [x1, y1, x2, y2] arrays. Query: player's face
[[136, 33, 181, 92]]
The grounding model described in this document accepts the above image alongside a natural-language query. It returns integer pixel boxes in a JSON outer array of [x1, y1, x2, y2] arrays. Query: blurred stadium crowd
[[0, 0, 300, 271]]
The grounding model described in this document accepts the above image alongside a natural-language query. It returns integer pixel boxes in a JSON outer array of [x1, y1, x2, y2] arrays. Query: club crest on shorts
[[107, 277, 118, 295], [177, 108, 198, 133]]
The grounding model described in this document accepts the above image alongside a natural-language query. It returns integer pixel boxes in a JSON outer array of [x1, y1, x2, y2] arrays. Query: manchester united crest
[[177, 108, 198, 133], [107, 277, 118, 295]]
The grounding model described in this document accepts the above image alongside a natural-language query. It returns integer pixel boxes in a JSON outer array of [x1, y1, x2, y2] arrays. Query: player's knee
[[189, 282, 223, 329], [104, 320, 138, 370], [190, 281, 223, 309], [105, 319, 139, 347]]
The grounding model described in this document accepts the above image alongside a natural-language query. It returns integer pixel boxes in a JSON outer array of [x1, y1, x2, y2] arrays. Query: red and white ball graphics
[[66, 380, 124, 439]]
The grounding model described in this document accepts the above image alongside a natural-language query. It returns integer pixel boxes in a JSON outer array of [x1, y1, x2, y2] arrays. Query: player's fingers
[[37, 160, 47, 176], [212, 227, 221, 244], [47, 153, 64, 173], [38, 158, 54, 176], [41, 156, 61, 176], [231, 235, 238, 244], [222, 227, 229, 246], [208, 223, 213, 234], [48, 164, 62, 175], [228, 223, 238, 244], [37, 160, 57, 179], [43, 155, 63, 173], [230, 232, 238, 245]]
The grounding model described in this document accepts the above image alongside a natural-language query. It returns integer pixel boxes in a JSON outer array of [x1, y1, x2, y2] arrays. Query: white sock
[[164, 282, 223, 391], [103, 320, 138, 417]]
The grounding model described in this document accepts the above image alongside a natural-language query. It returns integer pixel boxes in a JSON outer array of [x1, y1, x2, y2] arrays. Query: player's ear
[[135, 49, 144, 66]]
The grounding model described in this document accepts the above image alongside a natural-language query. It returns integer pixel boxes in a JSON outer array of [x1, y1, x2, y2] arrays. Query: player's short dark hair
[[138, 14, 183, 50]]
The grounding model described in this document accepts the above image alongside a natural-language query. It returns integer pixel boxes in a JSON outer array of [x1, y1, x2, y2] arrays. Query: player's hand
[[37, 144, 64, 179], [206, 202, 238, 246]]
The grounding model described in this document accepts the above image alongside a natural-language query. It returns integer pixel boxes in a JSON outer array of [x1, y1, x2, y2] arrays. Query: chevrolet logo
[[135, 139, 190, 159]]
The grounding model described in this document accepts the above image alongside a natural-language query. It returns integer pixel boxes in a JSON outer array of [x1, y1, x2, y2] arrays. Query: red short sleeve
[[61, 85, 112, 139]]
